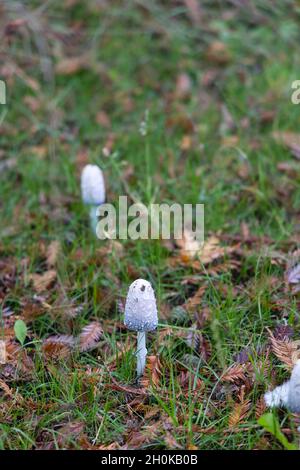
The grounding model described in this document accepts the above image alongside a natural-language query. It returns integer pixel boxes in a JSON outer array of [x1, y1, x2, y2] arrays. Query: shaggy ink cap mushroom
[[124, 279, 158, 332], [81, 164, 105, 205], [287, 360, 300, 413]]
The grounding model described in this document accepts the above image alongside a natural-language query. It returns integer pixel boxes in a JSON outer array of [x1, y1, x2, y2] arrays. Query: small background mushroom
[[81, 164, 106, 233]]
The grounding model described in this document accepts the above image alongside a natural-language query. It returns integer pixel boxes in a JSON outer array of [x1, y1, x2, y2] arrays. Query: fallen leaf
[[0, 340, 7, 364], [29, 270, 57, 293], [177, 231, 226, 264], [206, 41, 231, 65], [221, 364, 247, 383], [46, 241, 61, 268], [255, 395, 267, 420], [287, 264, 300, 285], [183, 0, 203, 25], [183, 285, 208, 314], [267, 328, 300, 370], [228, 399, 251, 428], [79, 322, 103, 352], [175, 73, 192, 100], [96, 110, 111, 129], [55, 55, 89, 75], [140, 355, 162, 388], [273, 131, 300, 159], [42, 335, 75, 360]]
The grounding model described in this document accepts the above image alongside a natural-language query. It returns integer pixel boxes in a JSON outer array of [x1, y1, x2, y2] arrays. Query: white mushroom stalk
[[81, 164, 105, 234], [264, 360, 300, 412], [124, 279, 158, 378]]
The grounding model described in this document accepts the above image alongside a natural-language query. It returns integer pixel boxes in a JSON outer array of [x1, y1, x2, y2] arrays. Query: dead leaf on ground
[[42, 335, 75, 360], [273, 131, 300, 159], [29, 270, 57, 293], [55, 55, 90, 75], [267, 328, 300, 370], [286, 263, 300, 285], [228, 399, 251, 428], [0, 340, 7, 364], [176, 231, 231, 266], [46, 241, 61, 268], [183, 0, 203, 25], [206, 41, 231, 65], [140, 355, 162, 388], [183, 285, 208, 314], [78, 322, 103, 352], [175, 73, 192, 100], [221, 364, 247, 383]]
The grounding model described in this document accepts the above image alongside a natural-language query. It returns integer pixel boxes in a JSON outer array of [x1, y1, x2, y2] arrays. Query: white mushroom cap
[[264, 381, 290, 408], [81, 164, 105, 205], [124, 279, 158, 332], [287, 360, 300, 412]]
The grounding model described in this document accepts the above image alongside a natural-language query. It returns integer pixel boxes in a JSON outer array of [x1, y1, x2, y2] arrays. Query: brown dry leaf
[[22, 302, 46, 321], [221, 364, 247, 383], [177, 231, 227, 265], [42, 335, 75, 360], [29, 270, 57, 293], [164, 431, 182, 449], [175, 73, 192, 100], [109, 376, 148, 396], [46, 241, 61, 268], [197, 236, 224, 264], [277, 161, 299, 176], [144, 405, 161, 420], [206, 41, 231, 65], [186, 327, 212, 361], [184, 285, 207, 313], [267, 328, 300, 370], [228, 399, 251, 428], [39, 421, 86, 450], [180, 134, 193, 151], [5, 340, 35, 377], [29, 146, 48, 159], [140, 355, 162, 388], [0, 378, 24, 404], [0, 340, 6, 364], [255, 395, 267, 420], [55, 55, 89, 75], [96, 111, 111, 129], [125, 430, 150, 449], [176, 229, 202, 259], [178, 370, 203, 395], [183, 0, 203, 25], [79, 322, 103, 352], [56, 421, 85, 446], [287, 263, 300, 285], [273, 131, 300, 159]]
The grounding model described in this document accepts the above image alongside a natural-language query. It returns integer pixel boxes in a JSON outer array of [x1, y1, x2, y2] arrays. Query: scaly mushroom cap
[[287, 360, 300, 412], [81, 164, 105, 205], [124, 279, 158, 332], [264, 382, 290, 408]]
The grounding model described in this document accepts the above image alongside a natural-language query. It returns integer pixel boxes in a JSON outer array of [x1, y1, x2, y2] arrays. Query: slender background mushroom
[[124, 279, 158, 378], [264, 360, 300, 412], [81, 164, 105, 233]]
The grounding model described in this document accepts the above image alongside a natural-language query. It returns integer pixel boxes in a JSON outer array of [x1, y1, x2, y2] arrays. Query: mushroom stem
[[136, 331, 147, 377], [89, 205, 98, 234]]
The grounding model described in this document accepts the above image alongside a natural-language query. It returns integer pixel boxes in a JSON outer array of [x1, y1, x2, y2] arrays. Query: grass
[[0, 0, 300, 450]]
